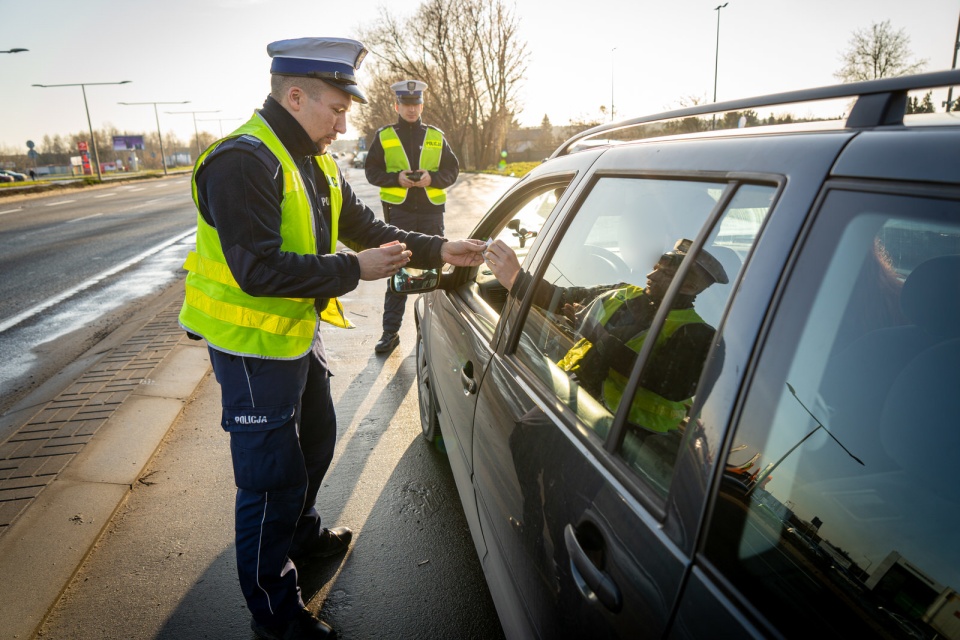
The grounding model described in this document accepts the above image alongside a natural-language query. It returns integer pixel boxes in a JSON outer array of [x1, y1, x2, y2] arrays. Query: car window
[[511, 177, 775, 497], [705, 190, 960, 639], [470, 183, 565, 316]]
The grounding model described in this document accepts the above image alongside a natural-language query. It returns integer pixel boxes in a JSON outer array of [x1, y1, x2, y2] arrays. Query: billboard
[[113, 135, 144, 151]]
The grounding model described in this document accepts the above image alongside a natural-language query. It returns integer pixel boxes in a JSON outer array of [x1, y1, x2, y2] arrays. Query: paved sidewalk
[[0, 283, 210, 640]]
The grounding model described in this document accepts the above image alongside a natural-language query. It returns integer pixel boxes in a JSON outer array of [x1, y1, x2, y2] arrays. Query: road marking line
[[129, 187, 145, 192], [65, 213, 103, 224], [45, 200, 76, 206], [0, 208, 23, 216], [0, 228, 196, 334], [94, 192, 117, 198]]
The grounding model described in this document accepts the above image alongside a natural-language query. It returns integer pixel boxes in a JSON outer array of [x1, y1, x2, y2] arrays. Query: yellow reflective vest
[[178, 111, 353, 360], [378, 126, 446, 205], [557, 285, 704, 432]]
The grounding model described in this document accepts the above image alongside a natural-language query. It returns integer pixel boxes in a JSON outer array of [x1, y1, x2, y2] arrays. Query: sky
[[1, 0, 958, 153]]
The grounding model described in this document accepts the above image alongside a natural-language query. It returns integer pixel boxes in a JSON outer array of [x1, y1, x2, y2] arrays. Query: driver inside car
[[484, 237, 728, 433]]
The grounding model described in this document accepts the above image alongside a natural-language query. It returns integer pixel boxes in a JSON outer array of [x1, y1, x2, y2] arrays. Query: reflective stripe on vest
[[379, 126, 446, 205], [558, 286, 704, 432], [178, 111, 353, 360]]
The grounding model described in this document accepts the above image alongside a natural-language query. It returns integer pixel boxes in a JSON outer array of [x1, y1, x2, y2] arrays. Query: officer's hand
[[357, 241, 412, 281], [412, 172, 432, 188], [398, 171, 417, 188], [441, 239, 486, 268], [483, 239, 521, 291]]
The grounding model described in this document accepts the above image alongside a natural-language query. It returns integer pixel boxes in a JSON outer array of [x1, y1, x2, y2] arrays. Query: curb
[[0, 292, 210, 640]]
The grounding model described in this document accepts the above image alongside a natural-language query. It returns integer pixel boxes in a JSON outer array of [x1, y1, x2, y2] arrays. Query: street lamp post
[[1, 48, 28, 54], [119, 101, 190, 176], [946, 9, 960, 112], [33, 80, 132, 183], [197, 117, 243, 138], [611, 47, 617, 122], [747, 382, 863, 496], [166, 110, 221, 158], [713, 3, 729, 103]]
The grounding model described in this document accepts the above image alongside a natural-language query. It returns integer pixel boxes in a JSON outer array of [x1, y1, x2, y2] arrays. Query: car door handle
[[460, 361, 477, 395], [564, 524, 622, 613]]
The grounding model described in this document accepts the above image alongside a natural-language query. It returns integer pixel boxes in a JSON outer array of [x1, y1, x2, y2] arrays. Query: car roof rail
[[552, 69, 960, 158]]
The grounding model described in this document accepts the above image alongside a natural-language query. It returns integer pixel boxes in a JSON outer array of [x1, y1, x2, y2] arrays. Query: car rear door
[[673, 177, 960, 638]]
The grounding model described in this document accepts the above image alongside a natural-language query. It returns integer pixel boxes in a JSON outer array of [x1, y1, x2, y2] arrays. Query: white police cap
[[267, 37, 369, 104], [391, 79, 428, 104], [669, 238, 729, 285]]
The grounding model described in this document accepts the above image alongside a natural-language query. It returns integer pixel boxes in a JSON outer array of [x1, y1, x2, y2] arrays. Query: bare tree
[[835, 20, 926, 82], [355, 0, 529, 170]]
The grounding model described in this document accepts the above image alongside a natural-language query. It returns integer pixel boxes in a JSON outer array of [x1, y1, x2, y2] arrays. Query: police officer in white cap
[[178, 38, 484, 640], [364, 79, 460, 354]]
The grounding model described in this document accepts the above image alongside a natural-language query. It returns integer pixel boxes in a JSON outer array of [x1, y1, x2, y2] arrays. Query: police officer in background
[[178, 38, 484, 640], [364, 79, 460, 354]]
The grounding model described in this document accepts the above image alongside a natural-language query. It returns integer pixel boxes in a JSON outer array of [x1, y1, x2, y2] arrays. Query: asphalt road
[[22, 167, 518, 640], [0, 176, 197, 420]]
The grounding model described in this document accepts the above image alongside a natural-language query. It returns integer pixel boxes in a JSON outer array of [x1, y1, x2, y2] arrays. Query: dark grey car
[[398, 70, 960, 639]]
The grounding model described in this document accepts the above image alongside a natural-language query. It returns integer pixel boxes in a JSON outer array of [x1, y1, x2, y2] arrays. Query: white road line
[[45, 200, 76, 206], [65, 213, 103, 224], [94, 192, 117, 198], [129, 187, 145, 192], [0, 228, 195, 334], [0, 208, 23, 216]]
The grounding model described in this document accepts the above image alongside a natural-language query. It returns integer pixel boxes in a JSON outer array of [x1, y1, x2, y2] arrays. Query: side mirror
[[389, 267, 441, 294], [506, 218, 537, 248]]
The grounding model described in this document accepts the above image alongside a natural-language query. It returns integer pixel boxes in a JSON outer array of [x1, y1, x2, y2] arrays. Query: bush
[[477, 161, 540, 179]]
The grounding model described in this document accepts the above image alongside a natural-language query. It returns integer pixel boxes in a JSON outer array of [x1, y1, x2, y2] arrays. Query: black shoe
[[291, 526, 353, 563], [374, 331, 399, 354], [251, 607, 336, 639]]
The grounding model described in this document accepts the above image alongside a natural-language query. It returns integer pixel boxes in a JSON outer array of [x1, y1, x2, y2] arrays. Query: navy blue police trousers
[[208, 345, 337, 626]]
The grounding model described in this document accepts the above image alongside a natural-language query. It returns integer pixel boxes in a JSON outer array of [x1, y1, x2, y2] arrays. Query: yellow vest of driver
[[378, 126, 446, 205], [557, 286, 704, 432], [178, 112, 353, 360]]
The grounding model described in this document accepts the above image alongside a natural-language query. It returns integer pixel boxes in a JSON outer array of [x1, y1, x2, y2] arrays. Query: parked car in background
[[0, 173, 14, 183], [352, 150, 368, 169], [0, 169, 26, 182], [395, 70, 960, 639]]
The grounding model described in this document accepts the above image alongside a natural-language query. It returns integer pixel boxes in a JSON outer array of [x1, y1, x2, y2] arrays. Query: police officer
[[484, 238, 727, 433], [178, 37, 484, 640], [364, 79, 460, 354]]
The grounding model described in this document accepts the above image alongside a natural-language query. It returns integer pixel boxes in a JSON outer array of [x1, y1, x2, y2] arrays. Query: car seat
[[814, 255, 960, 475]]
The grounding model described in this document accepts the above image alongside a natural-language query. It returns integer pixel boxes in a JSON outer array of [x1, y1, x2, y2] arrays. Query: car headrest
[[899, 255, 960, 338], [880, 338, 960, 504]]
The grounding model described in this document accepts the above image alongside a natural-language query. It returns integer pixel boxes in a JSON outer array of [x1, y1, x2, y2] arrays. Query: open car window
[[466, 182, 568, 318]]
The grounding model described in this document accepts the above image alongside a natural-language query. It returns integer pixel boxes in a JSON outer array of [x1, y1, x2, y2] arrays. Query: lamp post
[[166, 110, 221, 158], [747, 382, 863, 496], [119, 101, 189, 176], [33, 80, 132, 183], [1, 48, 28, 54], [611, 46, 617, 122], [946, 9, 960, 111], [713, 3, 728, 103], [197, 117, 243, 138]]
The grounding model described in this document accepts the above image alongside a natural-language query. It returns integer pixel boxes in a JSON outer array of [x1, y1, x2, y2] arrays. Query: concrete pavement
[[0, 282, 210, 639]]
